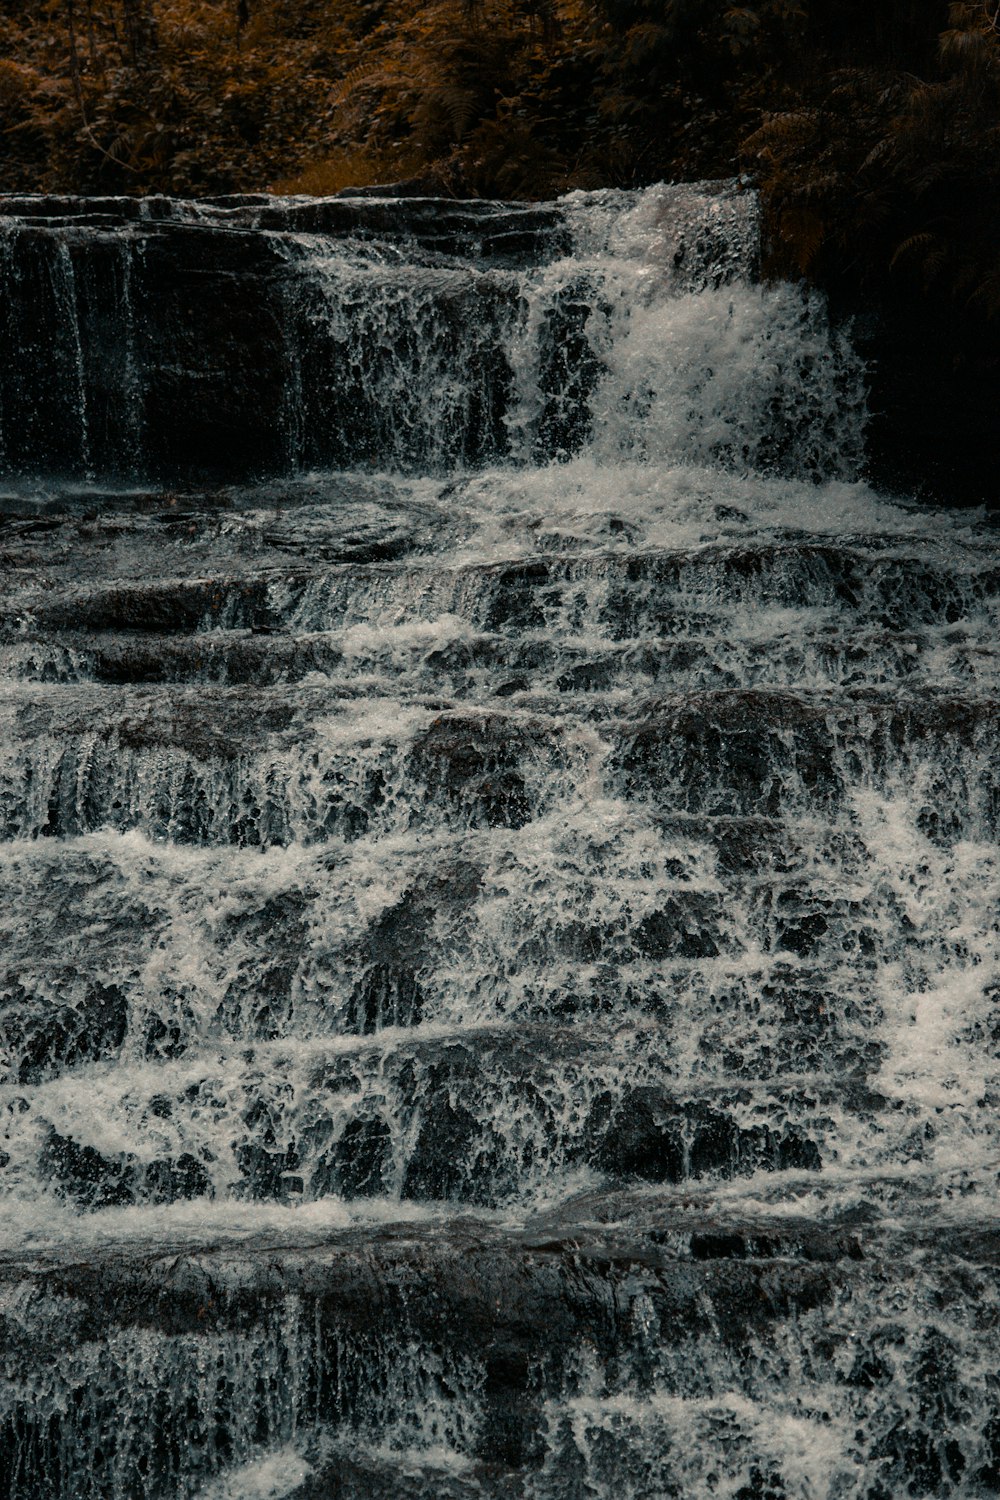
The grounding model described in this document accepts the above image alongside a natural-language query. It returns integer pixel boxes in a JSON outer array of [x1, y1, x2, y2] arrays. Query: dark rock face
[[409, 713, 557, 831], [589, 1087, 821, 1183], [311, 1118, 393, 1200], [10, 1016, 851, 1211], [0, 978, 127, 1085], [0, 219, 289, 482], [0, 197, 567, 485], [39, 1130, 211, 1209], [137, 224, 293, 481], [840, 292, 1000, 509]]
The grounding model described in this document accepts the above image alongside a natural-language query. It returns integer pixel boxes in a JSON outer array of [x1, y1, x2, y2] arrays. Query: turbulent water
[[1, 182, 999, 1500]]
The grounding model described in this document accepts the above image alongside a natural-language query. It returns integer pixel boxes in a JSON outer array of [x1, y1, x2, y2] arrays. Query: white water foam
[[1, 182, 999, 1500]]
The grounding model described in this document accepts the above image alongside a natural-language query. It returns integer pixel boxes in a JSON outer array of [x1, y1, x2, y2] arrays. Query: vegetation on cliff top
[[1, 2, 998, 324]]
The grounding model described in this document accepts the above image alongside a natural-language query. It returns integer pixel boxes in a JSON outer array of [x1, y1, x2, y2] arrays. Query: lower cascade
[[0, 182, 998, 1500]]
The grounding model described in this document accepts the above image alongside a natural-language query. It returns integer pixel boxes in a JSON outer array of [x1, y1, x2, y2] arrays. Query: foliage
[[0, 0, 369, 194], [746, 3, 1000, 317], [0, 0, 997, 329]]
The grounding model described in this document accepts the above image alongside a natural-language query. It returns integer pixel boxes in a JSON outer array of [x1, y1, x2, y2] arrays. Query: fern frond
[[890, 231, 935, 268], [966, 271, 1000, 317], [329, 61, 380, 110], [440, 85, 478, 140]]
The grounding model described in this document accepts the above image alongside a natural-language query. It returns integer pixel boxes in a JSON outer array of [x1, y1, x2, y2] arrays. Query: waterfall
[[0, 183, 861, 482], [1, 182, 998, 1500]]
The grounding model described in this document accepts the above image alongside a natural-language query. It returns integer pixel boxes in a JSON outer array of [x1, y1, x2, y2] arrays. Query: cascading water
[[1, 181, 998, 1500]]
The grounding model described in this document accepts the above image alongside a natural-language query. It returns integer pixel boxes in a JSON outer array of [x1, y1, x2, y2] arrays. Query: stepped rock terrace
[[1, 181, 998, 1500]]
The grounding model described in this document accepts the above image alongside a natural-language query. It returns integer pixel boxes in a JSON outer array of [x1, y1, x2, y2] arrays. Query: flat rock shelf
[[1, 182, 998, 1500]]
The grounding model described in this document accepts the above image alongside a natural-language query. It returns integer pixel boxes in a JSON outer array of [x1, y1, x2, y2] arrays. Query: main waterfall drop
[[1, 183, 998, 1500]]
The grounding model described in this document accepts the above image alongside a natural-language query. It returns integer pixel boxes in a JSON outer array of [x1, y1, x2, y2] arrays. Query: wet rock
[[347, 965, 425, 1033], [409, 713, 551, 830], [977, 1417, 1000, 1492], [294, 271, 517, 472], [38, 1130, 213, 1209], [233, 1142, 298, 1201], [219, 892, 311, 1038], [633, 895, 722, 959], [250, 197, 568, 264], [3, 184, 1000, 1500], [590, 1087, 822, 1183], [29, 577, 275, 635], [346, 863, 482, 1033], [311, 1118, 392, 1200], [590, 1087, 685, 1182], [288, 1450, 508, 1499], [615, 691, 838, 818], [38, 1130, 137, 1209], [476, 561, 552, 632], [0, 198, 566, 485], [142, 1008, 191, 1060], [531, 276, 604, 459], [734, 1469, 787, 1500], [0, 978, 127, 1084], [0, 1207, 995, 1499], [143, 1153, 211, 1204], [402, 1094, 484, 1202]]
